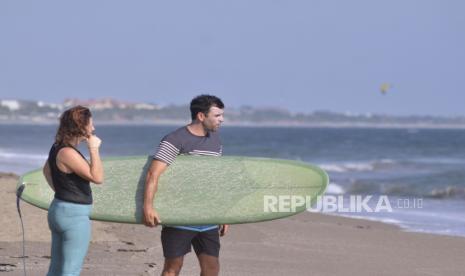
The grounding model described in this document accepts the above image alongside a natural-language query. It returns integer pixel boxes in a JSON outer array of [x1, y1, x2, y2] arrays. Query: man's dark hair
[[190, 94, 224, 121]]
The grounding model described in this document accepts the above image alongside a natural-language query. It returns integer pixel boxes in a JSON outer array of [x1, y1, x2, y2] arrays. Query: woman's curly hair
[[55, 106, 92, 145]]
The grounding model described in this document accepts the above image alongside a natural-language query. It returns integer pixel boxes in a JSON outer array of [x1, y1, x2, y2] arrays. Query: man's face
[[201, 106, 224, 132]]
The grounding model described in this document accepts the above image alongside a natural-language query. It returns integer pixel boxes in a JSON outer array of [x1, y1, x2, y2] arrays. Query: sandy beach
[[2, 173, 465, 276]]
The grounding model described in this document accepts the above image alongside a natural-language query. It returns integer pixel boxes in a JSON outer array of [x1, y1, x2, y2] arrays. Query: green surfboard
[[17, 156, 328, 225]]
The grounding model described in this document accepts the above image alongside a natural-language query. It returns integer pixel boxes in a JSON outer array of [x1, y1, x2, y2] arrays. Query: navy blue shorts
[[161, 227, 220, 258]]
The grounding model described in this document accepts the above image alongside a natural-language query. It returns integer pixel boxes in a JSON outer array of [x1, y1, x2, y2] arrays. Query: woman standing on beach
[[42, 106, 104, 276]]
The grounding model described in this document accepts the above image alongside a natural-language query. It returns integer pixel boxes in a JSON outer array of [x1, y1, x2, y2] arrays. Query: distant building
[[134, 103, 160, 110], [63, 98, 160, 110], [0, 100, 20, 111]]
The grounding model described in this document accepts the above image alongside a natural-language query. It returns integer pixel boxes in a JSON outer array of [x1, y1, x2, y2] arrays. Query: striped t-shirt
[[153, 126, 222, 232]]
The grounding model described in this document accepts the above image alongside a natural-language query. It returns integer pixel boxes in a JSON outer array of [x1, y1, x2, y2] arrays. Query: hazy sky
[[1, 1, 464, 116]]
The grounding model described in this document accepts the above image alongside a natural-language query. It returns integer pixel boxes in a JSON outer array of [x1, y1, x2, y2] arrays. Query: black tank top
[[48, 143, 93, 204]]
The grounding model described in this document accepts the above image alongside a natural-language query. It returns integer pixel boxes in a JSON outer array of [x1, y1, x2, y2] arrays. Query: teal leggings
[[47, 198, 92, 276]]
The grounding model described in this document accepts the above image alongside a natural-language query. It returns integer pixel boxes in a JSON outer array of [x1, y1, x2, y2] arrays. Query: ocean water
[[1, 124, 464, 237]]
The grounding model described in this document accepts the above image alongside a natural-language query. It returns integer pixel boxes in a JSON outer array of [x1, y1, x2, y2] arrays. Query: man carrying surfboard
[[143, 94, 228, 276]]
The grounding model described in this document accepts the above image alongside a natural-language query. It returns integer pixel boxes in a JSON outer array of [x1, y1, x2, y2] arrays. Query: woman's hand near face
[[86, 135, 102, 149], [86, 135, 104, 184]]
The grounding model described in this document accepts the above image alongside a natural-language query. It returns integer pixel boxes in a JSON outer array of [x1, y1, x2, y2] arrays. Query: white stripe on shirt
[[190, 150, 221, 156], [154, 141, 180, 165], [189, 151, 221, 157], [160, 141, 179, 153]]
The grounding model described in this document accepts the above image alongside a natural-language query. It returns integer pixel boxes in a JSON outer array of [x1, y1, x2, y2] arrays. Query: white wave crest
[[0, 148, 47, 162], [326, 183, 345, 194], [319, 159, 396, 173]]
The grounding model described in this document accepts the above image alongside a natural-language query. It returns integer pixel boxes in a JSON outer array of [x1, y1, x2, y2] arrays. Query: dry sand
[[1, 173, 465, 276]]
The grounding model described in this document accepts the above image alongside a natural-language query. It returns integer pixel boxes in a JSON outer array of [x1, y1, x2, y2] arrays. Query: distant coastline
[[2, 98, 465, 129], [3, 119, 465, 129]]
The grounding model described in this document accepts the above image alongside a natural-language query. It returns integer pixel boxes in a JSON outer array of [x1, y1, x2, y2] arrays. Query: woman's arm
[[57, 135, 104, 184]]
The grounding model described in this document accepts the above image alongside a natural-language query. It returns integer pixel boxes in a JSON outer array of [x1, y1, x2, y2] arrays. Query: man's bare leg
[[162, 256, 184, 276], [197, 253, 219, 276]]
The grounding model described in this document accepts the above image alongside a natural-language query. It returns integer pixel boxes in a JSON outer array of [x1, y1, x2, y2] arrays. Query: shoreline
[[2, 174, 465, 275]]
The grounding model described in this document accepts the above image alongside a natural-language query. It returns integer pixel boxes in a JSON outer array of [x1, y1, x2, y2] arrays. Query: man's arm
[[219, 224, 229, 237], [143, 159, 168, 227]]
